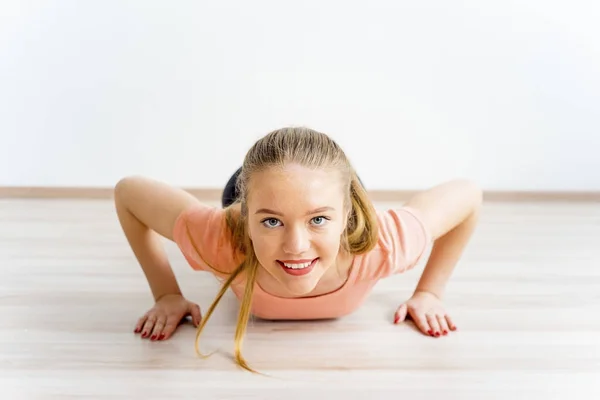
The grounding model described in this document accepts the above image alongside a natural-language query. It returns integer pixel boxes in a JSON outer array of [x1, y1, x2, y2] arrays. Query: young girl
[[114, 127, 482, 372]]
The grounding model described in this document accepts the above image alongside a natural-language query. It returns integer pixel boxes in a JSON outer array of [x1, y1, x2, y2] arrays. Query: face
[[246, 163, 349, 296]]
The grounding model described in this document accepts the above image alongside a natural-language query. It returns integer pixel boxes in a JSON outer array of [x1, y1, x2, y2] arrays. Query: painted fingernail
[[159, 333, 165, 340], [428, 330, 433, 336], [141, 332, 148, 338], [393, 315, 399, 324], [435, 332, 440, 336], [443, 330, 448, 335], [151, 335, 157, 340]]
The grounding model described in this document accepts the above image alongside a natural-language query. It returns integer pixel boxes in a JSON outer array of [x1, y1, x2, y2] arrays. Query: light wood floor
[[1, 198, 599, 399]]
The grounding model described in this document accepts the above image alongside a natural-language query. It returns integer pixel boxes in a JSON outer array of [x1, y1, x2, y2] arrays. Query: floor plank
[[1, 199, 599, 399]]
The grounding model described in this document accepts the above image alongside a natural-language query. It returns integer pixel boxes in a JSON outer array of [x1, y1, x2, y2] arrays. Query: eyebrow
[[255, 206, 335, 217]]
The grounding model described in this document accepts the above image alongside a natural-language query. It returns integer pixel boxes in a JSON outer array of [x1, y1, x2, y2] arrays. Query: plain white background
[[1, 0, 598, 191]]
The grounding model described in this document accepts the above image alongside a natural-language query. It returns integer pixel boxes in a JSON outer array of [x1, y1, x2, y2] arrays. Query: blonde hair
[[194, 127, 379, 372]]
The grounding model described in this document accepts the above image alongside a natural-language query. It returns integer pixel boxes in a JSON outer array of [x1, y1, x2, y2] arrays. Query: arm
[[114, 175, 208, 340], [114, 175, 202, 301], [404, 179, 483, 299], [394, 179, 482, 336]]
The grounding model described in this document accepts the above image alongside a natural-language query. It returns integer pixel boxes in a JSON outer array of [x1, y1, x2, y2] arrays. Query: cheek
[[249, 234, 278, 261], [322, 234, 342, 253], [315, 227, 344, 252]]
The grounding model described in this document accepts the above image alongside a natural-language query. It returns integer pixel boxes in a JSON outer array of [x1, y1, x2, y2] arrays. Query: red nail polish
[[159, 333, 165, 340], [141, 332, 147, 338], [428, 330, 433, 336], [435, 332, 440, 336], [393, 315, 399, 324], [151, 335, 156, 340]]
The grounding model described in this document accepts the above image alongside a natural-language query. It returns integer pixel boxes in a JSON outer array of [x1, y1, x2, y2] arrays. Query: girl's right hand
[[134, 294, 202, 341]]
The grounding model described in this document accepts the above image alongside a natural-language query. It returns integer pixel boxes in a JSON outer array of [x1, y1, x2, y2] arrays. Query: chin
[[283, 278, 320, 296]]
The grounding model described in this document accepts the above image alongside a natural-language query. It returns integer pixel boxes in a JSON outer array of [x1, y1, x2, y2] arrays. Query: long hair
[[194, 127, 379, 372]]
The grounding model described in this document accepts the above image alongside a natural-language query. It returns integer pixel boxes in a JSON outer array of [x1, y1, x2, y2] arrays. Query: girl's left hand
[[393, 290, 457, 337]]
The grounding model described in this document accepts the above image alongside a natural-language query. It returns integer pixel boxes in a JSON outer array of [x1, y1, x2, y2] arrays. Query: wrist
[[414, 287, 442, 300], [149, 277, 183, 302], [154, 290, 183, 302]]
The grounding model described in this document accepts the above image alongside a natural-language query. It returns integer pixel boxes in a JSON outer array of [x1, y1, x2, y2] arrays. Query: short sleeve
[[371, 206, 432, 278], [172, 204, 243, 276]]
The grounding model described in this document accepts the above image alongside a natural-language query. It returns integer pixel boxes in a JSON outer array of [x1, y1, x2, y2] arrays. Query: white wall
[[1, 0, 599, 191]]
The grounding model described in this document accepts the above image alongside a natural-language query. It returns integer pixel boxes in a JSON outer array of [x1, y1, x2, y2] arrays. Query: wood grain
[[1, 198, 599, 399]]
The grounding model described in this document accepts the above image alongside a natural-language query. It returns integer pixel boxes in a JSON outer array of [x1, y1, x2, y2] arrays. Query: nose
[[282, 225, 310, 255]]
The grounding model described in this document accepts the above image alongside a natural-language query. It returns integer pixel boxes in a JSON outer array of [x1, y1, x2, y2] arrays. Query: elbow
[[113, 175, 145, 202], [474, 182, 483, 208], [466, 179, 483, 209], [452, 178, 483, 210], [114, 176, 133, 199]]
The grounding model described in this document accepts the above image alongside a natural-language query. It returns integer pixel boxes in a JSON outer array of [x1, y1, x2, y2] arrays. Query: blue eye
[[261, 216, 330, 228], [261, 218, 281, 228], [311, 216, 329, 226]]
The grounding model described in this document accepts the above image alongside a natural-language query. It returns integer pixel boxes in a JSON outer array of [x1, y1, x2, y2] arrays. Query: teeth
[[283, 260, 313, 269]]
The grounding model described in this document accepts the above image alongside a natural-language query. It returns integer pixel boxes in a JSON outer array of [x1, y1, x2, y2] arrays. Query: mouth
[[276, 258, 318, 276]]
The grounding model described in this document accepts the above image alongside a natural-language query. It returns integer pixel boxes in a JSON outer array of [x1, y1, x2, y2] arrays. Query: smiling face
[[245, 163, 350, 296]]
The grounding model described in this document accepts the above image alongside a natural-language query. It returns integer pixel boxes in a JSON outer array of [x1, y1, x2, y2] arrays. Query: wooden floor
[[1, 198, 599, 399]]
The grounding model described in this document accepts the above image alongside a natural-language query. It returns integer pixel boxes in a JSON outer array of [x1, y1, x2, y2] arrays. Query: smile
[[276, 258, 318, 276]]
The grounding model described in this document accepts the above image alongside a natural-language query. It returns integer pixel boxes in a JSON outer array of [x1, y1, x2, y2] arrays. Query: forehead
[[246, 164, 345, 211]]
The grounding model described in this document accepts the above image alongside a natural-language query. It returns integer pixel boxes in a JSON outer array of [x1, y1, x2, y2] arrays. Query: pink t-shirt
[[172, 204, 431, 320]]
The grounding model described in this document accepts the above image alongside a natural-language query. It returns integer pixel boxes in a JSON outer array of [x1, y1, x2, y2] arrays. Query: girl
[[114, 127, 482, 372]]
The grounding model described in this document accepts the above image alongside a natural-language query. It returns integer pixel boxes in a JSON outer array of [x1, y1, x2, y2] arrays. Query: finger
[[437, 314, 450, 335], [190, 304, 202, 327], [426, 314, 441, 337], [161, 315, 179, 340], [141, 314, 157, 339], [150, 316, 167, 340], [134, 315, 147, 334], [411, 312, 431, 336], [394, 304, 407, 324], [445, 315, 457, 331]]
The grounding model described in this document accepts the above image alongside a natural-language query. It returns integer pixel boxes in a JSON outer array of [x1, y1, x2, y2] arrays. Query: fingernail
[[443, 330, 448, 335], [151, 335, 157, 340], [159, 333, 165, 340], [393, 315, 399, 324], [435, 332, 440, 337], [428, 330, 433, 336], [141, 332, 148, 338]]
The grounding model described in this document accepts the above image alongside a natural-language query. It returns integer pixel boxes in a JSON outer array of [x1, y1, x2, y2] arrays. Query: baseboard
[[0, 187, 222, 201], [1, 186, 599, 202]]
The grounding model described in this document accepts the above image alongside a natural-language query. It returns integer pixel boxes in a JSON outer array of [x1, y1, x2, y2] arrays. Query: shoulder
[[353, 207, 432, 280], [172, 203, 244, 276], [376, 206, 431, 246]]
